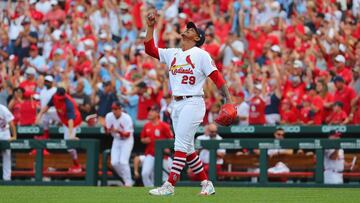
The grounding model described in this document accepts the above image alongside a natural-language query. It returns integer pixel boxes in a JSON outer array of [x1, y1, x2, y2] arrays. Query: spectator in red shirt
[[44, 0, 66, 26], [280, 99, 298, 124], [299, 95, 312, 124], [248, 84, 266, 125], [136, 82, 160, 123], [18, 92, 38, 126], [326, 102, 350, 125], [19, 68, 37, 96], [74, 51, 92, 75], [316, 79, 334, 123], [8, 87, 24, 125], [333, 76, 356, 115], [334, 55, 352, 84], [306, 83, 324, 125]]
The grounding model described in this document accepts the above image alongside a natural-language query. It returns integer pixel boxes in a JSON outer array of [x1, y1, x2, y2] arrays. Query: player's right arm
[[144, 10, 160, 60], [35, 98, 51, 124]]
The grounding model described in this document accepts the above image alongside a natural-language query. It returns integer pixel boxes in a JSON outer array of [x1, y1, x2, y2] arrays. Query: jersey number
[[181, 76, 196, 85]]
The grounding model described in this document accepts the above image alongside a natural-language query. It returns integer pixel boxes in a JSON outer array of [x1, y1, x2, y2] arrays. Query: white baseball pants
[[324, 170, 343, 184], [0, 130, 11, 180], [141, 155, 172, 187], [111, 137, 134, 186], [63, 126, 78, 160], [171, 97, 205, 153]]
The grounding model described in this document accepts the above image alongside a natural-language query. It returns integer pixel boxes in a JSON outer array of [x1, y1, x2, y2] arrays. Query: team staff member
[[324, 131, 347, 184], [105, 101, 134, 187], [0, 104, 17, 180], [144, 10, 233, 196], [36, 87, 82, 172], [140, 105, 173, 187]]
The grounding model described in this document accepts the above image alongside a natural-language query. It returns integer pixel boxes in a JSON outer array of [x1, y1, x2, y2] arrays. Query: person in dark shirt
[[95, 80, 118, 125], [71, 79, 93, 121]]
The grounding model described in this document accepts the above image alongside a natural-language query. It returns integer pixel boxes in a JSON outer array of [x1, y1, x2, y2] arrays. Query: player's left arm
[[209, 71, 233, 104], [203, 53, 233, 104]]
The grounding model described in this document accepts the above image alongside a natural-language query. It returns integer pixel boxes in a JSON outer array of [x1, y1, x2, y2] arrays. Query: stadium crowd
[[1, 0, 360, 128]]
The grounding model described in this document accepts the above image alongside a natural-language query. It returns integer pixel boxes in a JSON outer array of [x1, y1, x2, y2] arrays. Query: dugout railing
[[154, 139, 360, 187], [0, 139, 99, 186]]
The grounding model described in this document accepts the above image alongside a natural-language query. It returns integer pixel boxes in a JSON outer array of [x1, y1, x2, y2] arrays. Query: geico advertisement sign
[[17, 127, 41, 134], [321, 126, 347, 133], [231, 126, 255, 133]]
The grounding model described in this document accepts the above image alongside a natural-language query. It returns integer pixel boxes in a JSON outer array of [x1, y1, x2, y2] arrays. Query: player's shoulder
[[191, 47, 210, 56], [121, 112, 132, 121], [105, 112, 115, 119]]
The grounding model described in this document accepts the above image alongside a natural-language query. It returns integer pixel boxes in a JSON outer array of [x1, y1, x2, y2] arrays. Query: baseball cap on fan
[[186, 22, 205, 47]]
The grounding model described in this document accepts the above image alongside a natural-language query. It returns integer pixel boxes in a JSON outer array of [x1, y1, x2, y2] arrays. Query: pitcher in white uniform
[[105, 101, 134, 186], [144, 10, 233, 196], [0, 104, 17, 180]]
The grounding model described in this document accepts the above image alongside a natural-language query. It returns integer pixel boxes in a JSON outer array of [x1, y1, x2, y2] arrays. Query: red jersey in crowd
[[140, 121, 173, 156], [327, 110, 348, 124], [249, 95, 266, 125], [137, 88, 161, 120], [309, 95, 324, 125], [300, 106, 312, 124], [283, 81, 306, 105], [320, 93, 334, 123], [337, 68, 352, 85], [334, 86, 356, 114], [280, 108, 298, 124], [18, 100, 38, 125], [19, 80, 36, 96]]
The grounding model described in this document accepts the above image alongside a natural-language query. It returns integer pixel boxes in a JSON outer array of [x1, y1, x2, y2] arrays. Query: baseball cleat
[[149, 181, 174, 196], [199, 180, 215, 195]]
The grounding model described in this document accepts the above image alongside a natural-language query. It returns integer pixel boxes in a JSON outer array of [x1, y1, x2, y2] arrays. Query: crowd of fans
[[1, 0, 360, 127]]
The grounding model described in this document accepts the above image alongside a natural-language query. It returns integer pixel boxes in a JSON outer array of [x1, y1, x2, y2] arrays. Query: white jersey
[[324, 149, 344, 172], [159, 47, 217, 96], [236, 101, 250, 125], [40, 86, 57, 108], [105, 112, 134, 140], [197, 134, 226, 165], [0, 104, 14, 139]]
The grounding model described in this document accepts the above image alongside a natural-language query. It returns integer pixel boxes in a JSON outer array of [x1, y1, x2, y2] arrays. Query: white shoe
[[149, 181, 175, 196], [200, 180, 215, 195]]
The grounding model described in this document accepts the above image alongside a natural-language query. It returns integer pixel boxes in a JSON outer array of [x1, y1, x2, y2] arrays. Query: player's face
[[274, 130, 285, 139], [147, 110, 158, 120], [181, 27, 199, 43], [112, 107, 122, 117]]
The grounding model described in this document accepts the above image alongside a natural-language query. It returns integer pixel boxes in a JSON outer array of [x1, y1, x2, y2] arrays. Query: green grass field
[[1, 186, 360, 203]]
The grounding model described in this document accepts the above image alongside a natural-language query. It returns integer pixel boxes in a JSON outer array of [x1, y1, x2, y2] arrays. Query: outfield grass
[[1, 186, 360, 203]]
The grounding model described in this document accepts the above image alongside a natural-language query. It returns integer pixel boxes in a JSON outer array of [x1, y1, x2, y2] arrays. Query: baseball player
[[144, 10, 233, 195], [0, 104, 17, 180], [140, 105, 173, 187], [105, 101, 134, 187], [324, 131, 345, 184], [36, 87, 83, 172]]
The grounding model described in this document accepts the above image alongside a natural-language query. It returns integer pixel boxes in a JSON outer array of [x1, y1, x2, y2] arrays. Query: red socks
[[186, 152, 207, 181], [167, 151, 187, 185], [167, 151, 208, 186]]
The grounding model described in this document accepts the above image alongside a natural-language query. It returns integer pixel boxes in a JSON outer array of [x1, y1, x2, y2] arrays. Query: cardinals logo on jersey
[[169, 55, 195, 75]]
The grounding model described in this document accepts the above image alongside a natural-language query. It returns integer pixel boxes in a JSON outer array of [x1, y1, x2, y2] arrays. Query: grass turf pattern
[[1, 186, 359, 203]]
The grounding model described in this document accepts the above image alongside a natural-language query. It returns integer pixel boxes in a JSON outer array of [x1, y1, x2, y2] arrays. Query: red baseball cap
[[77, 51, 86, 57], [30, 44, 38, 51], [235, 91, 244, 98]]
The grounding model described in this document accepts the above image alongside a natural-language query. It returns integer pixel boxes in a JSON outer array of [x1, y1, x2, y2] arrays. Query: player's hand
[[69, 136, 79, 140], [134, 171, 140, 179], [9, 137, 16, 141], [146, 10, 157, 27]]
